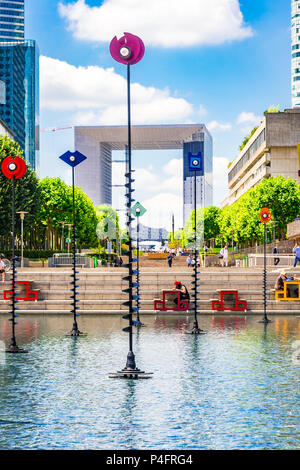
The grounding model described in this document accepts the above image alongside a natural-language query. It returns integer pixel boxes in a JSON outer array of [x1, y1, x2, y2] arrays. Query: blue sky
[[25, 0, 292, 230]]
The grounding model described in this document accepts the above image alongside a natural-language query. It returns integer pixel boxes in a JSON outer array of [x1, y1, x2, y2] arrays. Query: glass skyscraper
[[0, 1, 24, 42], [183, 129, 213, 226], [292, 0, 300, 107], [0, 2, 39, 171]]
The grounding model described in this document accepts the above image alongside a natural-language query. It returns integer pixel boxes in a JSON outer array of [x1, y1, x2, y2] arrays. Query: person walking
[[273, 242, 280, 266], [0, 256, 6, 282], [293, 242, 300, 267], [220, 244, 229, 267], [167, 253, 173, 268], [187, 255, 192, 268]]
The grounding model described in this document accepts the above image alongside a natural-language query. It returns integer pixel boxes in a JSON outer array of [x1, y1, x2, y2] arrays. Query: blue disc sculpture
[[59, 150, 88, 337], [186, 153, 206, 335]]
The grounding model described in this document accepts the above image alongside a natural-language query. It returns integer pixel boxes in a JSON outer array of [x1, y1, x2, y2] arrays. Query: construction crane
[[40, 126, 73, 133]]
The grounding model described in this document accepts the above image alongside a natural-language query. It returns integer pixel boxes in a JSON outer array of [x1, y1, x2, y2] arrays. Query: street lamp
[[59, 221, 66, 252], [16, 211, 28, 268], [65, 224, 73, 254]]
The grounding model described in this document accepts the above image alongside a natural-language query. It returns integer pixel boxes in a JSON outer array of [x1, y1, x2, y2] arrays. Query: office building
[[183, 129, 213, 225], [221, 109, 300, 207], [131, 223, 169, 242], [0, 116, 13, 138], [74, 124, 213, 227], [292, 0, 300, 107], [0, 0, 24, 42], [0, 40, 39, 170], [0, 0, 39, 170]]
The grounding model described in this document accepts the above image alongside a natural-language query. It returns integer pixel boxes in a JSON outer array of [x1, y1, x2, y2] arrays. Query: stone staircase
[[0, 270, 299, 315]]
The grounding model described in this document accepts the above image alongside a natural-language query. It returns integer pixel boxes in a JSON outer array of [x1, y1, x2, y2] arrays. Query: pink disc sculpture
[[110, 32, 145, 65]]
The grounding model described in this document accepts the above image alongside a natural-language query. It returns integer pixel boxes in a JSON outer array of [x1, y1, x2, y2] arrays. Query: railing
[[48, 253, 93, 268], [248, 254, 296, 268]]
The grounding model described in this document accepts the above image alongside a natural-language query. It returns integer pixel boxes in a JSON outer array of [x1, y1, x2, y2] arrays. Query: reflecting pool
[[0, 315, 299, 450]]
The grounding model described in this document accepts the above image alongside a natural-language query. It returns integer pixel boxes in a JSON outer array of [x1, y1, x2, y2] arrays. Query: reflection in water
[[0, 314, 299, 450]]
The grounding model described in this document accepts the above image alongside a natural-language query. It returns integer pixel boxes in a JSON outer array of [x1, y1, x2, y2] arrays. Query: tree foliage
[[38, 177, 98, 248], [0, 135, 41, 237], [181, 177, 300, 247]]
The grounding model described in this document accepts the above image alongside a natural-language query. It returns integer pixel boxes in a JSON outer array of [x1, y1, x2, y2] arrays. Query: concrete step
[[0, 309, 299, 316], [0, 299, 299, 311], [36, 289, 268, 301]]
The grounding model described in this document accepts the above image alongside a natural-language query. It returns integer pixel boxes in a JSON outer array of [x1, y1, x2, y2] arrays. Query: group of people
[[186, 254, 203, 268], [275, 270, 299, 298]]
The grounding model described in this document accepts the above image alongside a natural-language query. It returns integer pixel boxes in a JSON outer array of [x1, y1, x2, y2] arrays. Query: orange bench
[[275, 281, 300, 301]]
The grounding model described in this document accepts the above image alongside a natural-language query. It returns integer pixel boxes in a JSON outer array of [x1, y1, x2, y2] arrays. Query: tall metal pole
[[6, 177, 27, 353], [188, 172, 204, 334], [68, 166, 85, 336], [20, 214, 24, 267], [121, 63, 137, 370], [259, 222, 272, 324], [136, 215, 141, 323], [109, 32, 152, 378]]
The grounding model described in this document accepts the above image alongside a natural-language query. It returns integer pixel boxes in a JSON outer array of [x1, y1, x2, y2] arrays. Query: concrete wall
[[75, 130, 112, 206], [270, 146, 300, 181]]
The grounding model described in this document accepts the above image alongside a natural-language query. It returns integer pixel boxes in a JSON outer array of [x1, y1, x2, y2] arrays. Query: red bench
[[4, 281, 38, 302], [212, 290, 247, 312], [154, 290, 189, 312]]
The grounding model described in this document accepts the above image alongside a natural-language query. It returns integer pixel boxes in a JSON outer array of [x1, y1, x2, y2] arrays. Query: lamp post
[[59, 150, 87, 337], [186, 153, 205, 335], [1, 156, 28, 353], [16, 211, 28, 268], [66, 224, 73, 254], [109, 33, 152, 379], [59, 221, 66, 252]]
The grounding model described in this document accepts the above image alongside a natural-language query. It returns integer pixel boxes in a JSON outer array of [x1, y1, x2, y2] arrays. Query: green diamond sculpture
[[132, 202, 147, 217]]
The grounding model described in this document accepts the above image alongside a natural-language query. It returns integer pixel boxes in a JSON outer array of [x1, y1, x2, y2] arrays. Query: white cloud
[[58, 0, 253, 48], [213, 156, 230, 206], [207, 120, 232, 132], [140, 193, 183, 230], [236, 111, 262, 125], [40, 56, 193, 125]]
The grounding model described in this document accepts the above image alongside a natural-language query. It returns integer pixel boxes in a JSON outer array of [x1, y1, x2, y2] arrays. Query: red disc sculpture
[[110, 32, 145, 65], [109, 33, 153, 379], [258, 207, 273, 325], [1, 156, 27, 180], [1, 156, 27, 353], [259, 208, 272, 224]]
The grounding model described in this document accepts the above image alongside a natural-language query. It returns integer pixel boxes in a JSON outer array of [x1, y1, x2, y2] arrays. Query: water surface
[[0, 315, 299, 450]]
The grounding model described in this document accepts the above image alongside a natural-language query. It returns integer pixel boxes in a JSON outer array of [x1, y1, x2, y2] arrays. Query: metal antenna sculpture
[[187, 153, 205, 335], [1, 156, 28, 353], [258, 208, 272, 324], [109, 33, 152, 379], [59, 151, 88, 336], [132, 202, 147, 327]]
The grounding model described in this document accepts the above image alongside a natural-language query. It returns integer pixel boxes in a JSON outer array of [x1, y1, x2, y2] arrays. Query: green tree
[[218, 176, 300, 245], [0, 135, 41, 239], [38, 177, 98, 249]]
